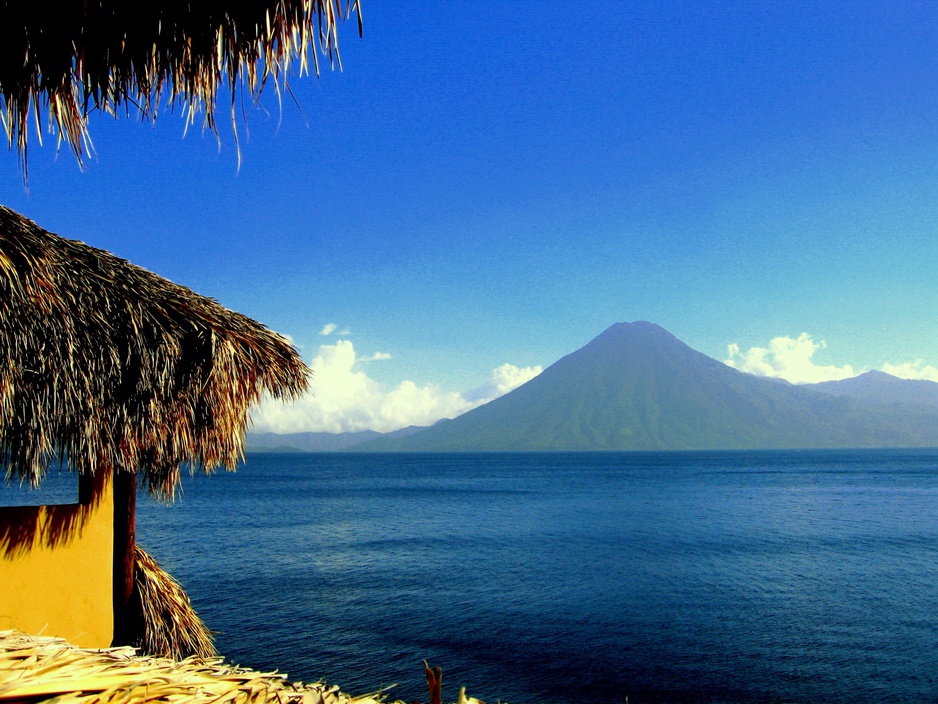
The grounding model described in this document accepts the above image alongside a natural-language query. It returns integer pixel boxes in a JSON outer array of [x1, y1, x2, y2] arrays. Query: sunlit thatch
[[0, 630, 392, 704], [0, 1, 362, 175], [133, 545, 216, 660], [0, 205, 310, 498]]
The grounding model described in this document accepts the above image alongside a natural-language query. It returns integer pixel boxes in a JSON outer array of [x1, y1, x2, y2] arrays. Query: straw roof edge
[[0, 205, 310, 497]]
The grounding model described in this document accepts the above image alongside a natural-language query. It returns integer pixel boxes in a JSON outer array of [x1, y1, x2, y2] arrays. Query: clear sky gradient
[[3, 1, 938, 432]]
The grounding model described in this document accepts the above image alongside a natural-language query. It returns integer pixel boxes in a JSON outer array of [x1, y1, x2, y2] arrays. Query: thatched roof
[[133, 545, 216, 660], [0, 205, 309, 497], [0, 1, 362, 174]]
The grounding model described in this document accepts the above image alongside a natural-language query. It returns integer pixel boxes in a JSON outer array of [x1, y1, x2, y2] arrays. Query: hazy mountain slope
[[359, 322, 938, 452], [246, 426, 426, 452], [806, 370, 938, 409], [247, 430, 383, 452]]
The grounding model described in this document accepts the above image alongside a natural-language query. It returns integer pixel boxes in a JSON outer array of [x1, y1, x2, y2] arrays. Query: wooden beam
[[78, 472, 93, 505], [111, 468, 137, 647]]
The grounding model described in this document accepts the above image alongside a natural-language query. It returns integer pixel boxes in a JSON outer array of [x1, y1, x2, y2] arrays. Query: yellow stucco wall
[[0, 473, 113, 648]]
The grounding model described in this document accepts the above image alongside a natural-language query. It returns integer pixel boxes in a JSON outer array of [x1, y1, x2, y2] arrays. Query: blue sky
[[3, 1, 938, 432]]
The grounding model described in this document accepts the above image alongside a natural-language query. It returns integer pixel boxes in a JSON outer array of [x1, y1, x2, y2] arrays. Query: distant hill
[[805, 370, 938, 409], [357, 322, 938, 452], [247, 430, 381, 452], [246, 426, 424, 453]]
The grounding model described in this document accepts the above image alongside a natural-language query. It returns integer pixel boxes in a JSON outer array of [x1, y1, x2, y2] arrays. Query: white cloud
[[320, 322, 352, 336], [359, 351, 392, 362], [250, 341, 543, 434], [492, 363, 543, 393], [724, 333, 855, 384], [881, 361, 938, 382], [463, 363, 543, 402]]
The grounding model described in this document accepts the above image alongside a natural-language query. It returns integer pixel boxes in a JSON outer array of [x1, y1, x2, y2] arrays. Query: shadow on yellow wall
[[0, 471, 113, 647]]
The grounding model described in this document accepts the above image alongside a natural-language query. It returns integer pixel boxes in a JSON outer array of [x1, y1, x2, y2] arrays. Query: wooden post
[[111, 468, 137, 647], [78, 472, 93, 505]]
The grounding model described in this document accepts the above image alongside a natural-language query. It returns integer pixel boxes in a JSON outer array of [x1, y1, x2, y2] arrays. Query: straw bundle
[[0, 630, 389, 704], [132, 545, 216, 661], [0, 205, 310, 498], [0, 1, 362, 175], [0, 632, 494, 704]]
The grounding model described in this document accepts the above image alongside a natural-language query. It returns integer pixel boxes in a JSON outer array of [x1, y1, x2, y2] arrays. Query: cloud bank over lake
[[726, 333, 938, 384], [251, 336, 542, 434]]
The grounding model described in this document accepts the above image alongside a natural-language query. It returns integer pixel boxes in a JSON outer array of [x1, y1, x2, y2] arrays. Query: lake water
[[9, 450, 938, 703]]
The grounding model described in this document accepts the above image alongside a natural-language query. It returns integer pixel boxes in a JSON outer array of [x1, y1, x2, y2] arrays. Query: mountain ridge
[[247, 323, 938, 453], [355, 322, 938, 452], [805, 370, 938, 409]]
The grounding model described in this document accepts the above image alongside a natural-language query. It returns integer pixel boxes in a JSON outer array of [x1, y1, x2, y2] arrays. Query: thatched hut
[[0, 0, 352, 662], [0, 205, 310, 655], [0, 1, 362, 175]]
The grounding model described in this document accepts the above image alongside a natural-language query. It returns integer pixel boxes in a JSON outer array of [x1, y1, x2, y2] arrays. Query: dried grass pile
[[132, 545, 215, 661], [0, 630, 388, 704], [0, 1, 362, 175]]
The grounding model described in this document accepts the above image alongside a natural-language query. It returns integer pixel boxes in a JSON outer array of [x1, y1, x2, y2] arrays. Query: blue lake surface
[[34, 450, 938, 703]]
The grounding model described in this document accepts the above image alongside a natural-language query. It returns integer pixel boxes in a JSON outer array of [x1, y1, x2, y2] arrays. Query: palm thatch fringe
[[0, 205, 310, 498], [0, 630, 394, 704], [0, 1, 362, 176], [132, 545, 215, 661]]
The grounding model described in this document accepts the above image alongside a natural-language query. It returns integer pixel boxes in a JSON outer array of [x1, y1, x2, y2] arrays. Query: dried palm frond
[[0, 205, 310, 498], [0, 630, 392, 703], [0, 1, 363, 177], [417, 664, 487, 704], [132, 545, 215, 661], [424, 660, 443, 704], [0, 631, 496, 704]]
